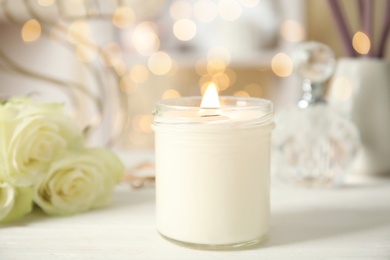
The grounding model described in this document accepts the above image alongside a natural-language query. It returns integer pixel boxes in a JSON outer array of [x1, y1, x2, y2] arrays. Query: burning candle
[[152, 83, 274, 249]]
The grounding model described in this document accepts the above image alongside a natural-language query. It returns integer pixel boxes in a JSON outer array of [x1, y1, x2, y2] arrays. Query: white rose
[[0, 181, 33, 223], [34, 148, 124, 216], [0, 181, 14, 221], [0, 98, 83, 186]]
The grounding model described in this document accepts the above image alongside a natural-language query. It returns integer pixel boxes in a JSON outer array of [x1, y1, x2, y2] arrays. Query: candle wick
[[199, 108, 221, 117], [201, 114, 220, 117]]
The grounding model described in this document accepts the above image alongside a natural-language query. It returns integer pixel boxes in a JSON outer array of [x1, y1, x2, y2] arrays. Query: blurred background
[[0, 0, 389, 150]]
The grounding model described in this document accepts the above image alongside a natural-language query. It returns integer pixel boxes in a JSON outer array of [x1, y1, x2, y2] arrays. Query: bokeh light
[[199, 74, 213, 87], [130, 65, 149, 83], [218, 0, 242, 21], [212, 72, 230, 91], [162, 89, 181, 99], [280, 20, 305, 42], [199, 60, 236, 94], [234, 90, 250, 97], [131, 114, 154, 134], [112, 7, 136, 29], [148, 51, 172, 75], [271, 52, 293, 77], [207, 59, 227, 74], [245, 83, 263, 97], [352, 31, 371, 55], [173, 19, 197, 41], [194, 0, 218, 23], [133, 22, 160, 55], [22, 19, 41, 42], [139, 114, 154, 133], [170, 0, 193, 20]]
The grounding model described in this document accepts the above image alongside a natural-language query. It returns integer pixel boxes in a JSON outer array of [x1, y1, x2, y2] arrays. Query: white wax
[[154, 120, 271, 245]]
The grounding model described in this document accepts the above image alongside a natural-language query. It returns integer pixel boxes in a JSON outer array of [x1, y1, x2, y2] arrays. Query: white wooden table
[[1, 151, 390, 259]]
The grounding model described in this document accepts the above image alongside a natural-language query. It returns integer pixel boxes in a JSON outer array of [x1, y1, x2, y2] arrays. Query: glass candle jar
[[152, 96, 274, 250]]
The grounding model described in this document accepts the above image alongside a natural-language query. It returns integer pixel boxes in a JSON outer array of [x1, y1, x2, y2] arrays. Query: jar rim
[[155, 96, 272, 111], [153, 96, 274, 129]]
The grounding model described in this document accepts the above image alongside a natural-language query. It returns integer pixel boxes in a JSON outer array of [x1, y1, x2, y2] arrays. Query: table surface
[[1, 151, 390, 260]]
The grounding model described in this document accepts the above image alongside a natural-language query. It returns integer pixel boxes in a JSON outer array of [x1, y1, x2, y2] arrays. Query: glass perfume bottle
[[273, 42, 360, 187]]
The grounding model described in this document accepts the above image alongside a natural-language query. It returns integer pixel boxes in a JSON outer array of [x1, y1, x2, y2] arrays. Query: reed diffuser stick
[[327, 0, 357, 57], [358, 0, 364, 26], [362, 0, 373, 56], [377, 0, 390, 57]]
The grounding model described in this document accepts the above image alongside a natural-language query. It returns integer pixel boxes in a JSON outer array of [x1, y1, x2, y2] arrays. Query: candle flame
[[200, 83, 220, 108]]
